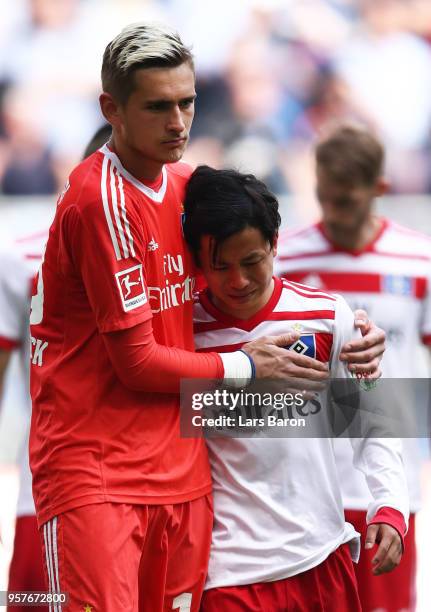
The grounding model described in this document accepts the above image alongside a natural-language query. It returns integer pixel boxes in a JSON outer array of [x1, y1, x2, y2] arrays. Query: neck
[[324, 216, 382, 251], [109, 137, 163, 183]]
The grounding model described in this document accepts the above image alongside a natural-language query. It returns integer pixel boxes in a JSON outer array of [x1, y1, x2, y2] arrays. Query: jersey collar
[[316, 217, 388, 257], [100, 144, 167, 203], [199, 277, 283, 332]]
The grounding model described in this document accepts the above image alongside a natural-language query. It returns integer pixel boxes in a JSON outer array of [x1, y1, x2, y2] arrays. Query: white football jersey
[[194, 277, 409, 589], [275, 219, 431, 511], [0, 232, 45, 516]]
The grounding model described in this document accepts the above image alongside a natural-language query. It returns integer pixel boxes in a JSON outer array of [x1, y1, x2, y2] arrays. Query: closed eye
[[179, 97, 196, 109], [145, 101, 170, 112]]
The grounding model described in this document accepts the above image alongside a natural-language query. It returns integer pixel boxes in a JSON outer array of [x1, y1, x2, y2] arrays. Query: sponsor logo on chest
[[147, 253, 195, 314]]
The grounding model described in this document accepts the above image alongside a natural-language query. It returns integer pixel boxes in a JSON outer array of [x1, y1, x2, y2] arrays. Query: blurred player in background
[[0, 234, 46, 612], [0, 123, 111, 612], [276, 124, 431, 611], [182, 165, 409, 612]]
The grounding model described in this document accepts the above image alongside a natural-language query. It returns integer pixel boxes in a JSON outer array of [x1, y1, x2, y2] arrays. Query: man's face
[[115, 62, 196, 166], [316, 166, 377, 234], [199, 226, 276, 320]]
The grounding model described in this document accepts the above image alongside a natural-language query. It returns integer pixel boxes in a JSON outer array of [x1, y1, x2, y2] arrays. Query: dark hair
[[82, 124, 112, 160], [183, 165, 281, 266], [315, 124, 384, 187]]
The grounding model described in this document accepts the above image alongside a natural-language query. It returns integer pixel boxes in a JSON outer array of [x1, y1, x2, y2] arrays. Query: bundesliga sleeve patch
[[115, 264, 147, 312]]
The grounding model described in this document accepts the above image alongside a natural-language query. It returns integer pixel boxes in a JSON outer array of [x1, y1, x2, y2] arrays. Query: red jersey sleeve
[[60, 183, 152, 333]]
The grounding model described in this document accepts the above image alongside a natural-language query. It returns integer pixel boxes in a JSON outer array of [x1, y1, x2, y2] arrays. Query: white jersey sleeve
[[0, 245, 37, 516], [330, 296, 409, 527], [0, 248, 32, 345]]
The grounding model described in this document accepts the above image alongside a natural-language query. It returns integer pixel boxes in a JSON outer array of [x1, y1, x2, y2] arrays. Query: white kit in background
[[0, 232, 46, 519], [275, 219, 431, 514]]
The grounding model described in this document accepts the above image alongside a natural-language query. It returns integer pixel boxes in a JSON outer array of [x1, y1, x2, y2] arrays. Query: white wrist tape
[[219, 350, 252, 387]]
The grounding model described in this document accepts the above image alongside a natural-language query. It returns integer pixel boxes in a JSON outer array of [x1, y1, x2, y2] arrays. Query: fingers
[[340, 331, 385, 357], [372, 537, 402, 575], [270, 332, 300, 347], [244, 335, 330, 381], [353, 309, 371, 335], [339, 327, 385, 378], [353, 309, 368, 321], [366, 524, 403, 575], [365, 524, 378, 550], [285, 351, 329, 372]]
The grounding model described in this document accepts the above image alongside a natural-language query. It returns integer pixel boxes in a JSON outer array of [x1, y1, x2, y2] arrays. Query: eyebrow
[[242, 251, 265, 259], [213, 250, 266, 266], [144, 94, 197, 105]]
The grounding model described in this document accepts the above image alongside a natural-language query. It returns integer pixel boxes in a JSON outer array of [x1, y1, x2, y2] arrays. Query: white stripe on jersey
[[101, 157, 136, 261], [42, 522, 52, 612], [43, 518, 62, 612], [100, 144, 168, 202], [52, 517, 62, 611], [281, 279, 336, 301], [275, 220, 431, 278], [101, 156, 122, 261], [44, 520, 57, 611], [116, 169, 135, 258], [109, 162, 130, 259]]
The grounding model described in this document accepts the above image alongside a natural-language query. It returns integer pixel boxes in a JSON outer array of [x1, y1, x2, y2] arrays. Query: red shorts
[[8, 515, 48, 612], [345, 509, 416, 612], [200, 543, 361, 612], [39, 496, 213, 612]]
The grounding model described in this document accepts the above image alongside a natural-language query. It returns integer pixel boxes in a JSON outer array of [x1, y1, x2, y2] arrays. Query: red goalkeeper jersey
[[30, 145, 211, 525]]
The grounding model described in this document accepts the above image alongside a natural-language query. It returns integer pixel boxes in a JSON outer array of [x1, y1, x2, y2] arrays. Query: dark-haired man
[[182, 165, 409, 611], [276, 124, 431, 611]]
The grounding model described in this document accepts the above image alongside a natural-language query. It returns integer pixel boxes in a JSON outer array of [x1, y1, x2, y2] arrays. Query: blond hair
[[101, 22, 193, 104]]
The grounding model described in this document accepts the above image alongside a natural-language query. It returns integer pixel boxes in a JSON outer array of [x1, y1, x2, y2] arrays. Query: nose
[[228, 267, 250, 291], [166, 105, 185, 133], [320, 201, 338, 223]]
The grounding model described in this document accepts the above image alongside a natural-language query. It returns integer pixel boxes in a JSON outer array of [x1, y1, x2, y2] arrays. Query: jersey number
[[30, 244, 46, 325], [172, 593, 192, 612]]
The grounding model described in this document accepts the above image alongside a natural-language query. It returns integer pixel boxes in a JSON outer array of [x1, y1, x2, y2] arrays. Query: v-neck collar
[[199, 277, 283, 332], [316, 218, 388, 257], [100, 144, 167, 203]]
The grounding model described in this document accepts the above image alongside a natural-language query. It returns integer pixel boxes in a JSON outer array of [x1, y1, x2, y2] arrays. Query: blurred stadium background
[[0, 0, 430, 609]]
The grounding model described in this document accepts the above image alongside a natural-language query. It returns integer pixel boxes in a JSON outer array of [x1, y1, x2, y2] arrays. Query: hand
[[339, 309, 385, 379], [365, 523, 403, 575], [242, 332, 329, 390]]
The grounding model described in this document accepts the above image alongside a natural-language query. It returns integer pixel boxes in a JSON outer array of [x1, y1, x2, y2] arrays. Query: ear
[[272, 232, 279, 258], [99, 92, 121, 128], [375, 177, 390, 197]]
